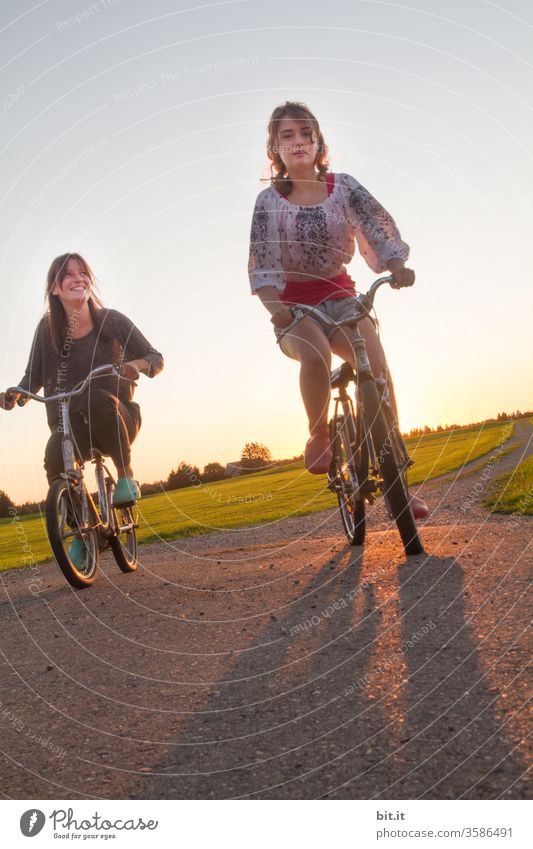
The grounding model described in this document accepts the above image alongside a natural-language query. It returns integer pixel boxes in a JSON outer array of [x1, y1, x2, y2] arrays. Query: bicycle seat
[[330, 362, 355, 389]]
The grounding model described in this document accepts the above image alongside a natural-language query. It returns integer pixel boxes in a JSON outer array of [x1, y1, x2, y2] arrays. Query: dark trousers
[[44, 389, 141, 482]]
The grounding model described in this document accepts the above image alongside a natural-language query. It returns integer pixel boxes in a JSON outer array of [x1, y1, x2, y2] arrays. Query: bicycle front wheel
[[359, 380, 424, 556], [329, 414, 366, 546], [45, 478, 99, 588], [110, 505, 138, 573]]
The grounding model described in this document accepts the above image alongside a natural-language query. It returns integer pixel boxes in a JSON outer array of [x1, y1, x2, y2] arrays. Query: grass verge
[[483, 455, 533, 515], [0, 420, 516, 571]]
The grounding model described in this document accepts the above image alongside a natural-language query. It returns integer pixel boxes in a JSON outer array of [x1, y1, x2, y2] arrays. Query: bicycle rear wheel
[[45, 478, 99, 588], [359, 380, 424, 556], [329, 414, 366, 545], [109, 505, 138, 573]]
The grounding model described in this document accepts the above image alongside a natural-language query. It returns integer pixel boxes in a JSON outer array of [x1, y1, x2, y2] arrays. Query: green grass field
[[483, 454, 533, 515], [402, 420, 515, 485], [0, 420, 515, 572]]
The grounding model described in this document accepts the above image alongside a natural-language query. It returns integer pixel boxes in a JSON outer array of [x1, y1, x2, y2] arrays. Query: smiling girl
[[248, 101, 428, 519], [0, 253, 163, 507]]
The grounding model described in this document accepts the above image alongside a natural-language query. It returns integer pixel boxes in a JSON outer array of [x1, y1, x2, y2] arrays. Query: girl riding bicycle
[[0, 253, 163, 507], [248, 101, 428, 519]]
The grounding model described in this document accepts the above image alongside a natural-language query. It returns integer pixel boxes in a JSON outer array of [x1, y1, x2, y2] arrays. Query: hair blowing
[[266, 101, 329, 197], [45, 253, 104, 351]]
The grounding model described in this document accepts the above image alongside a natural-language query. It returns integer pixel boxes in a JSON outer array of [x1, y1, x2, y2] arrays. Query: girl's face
[[51, 258, 92, 309], [276, 117, 318, 171]]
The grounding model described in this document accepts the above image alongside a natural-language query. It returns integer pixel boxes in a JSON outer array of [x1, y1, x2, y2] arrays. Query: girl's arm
[[338, 174, 410, 273], [248, 190, 292, 325], [1, 320, 45, 409], [255, 286, 293, 328], [105, 311, 163, 379], [120, 358, 153, 380]]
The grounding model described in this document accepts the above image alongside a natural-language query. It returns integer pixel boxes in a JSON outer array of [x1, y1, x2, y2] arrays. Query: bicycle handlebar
[[6, 364, 130, 405], [278, 274, 404, 338]]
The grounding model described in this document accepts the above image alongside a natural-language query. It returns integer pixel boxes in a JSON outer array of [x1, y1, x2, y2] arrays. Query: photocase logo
[[20, 810, 46, 837]]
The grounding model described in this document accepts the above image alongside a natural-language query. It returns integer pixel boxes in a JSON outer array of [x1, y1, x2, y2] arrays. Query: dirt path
[[0, 423, 531, 799]]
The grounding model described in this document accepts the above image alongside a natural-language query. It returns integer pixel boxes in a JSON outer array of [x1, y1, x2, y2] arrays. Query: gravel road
[[0, 421, 531, 799]]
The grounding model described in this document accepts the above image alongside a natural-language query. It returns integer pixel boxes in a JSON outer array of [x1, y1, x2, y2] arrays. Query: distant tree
[[240, 442, 272, 471], [167, 462, 201, 490], [15, 499, 45, 515], [140, 481, 165, 496], [202, 462, 225, 482], [0, 490, 14, 518]]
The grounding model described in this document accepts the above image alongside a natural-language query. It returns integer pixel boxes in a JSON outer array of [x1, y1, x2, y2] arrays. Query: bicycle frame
[[281, 275, 414, 477], [7, 363, 142, 585], [8, 364, 134, 538], [281, 275, 423, 553], [330, 365, 376, 501]]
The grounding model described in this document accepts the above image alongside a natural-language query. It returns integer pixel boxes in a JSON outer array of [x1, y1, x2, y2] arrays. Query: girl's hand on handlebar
[[0, 390, 20, 410], [387, 259, 415, 288], [270, 305, 294, 328], [120, 361, 141, 381]]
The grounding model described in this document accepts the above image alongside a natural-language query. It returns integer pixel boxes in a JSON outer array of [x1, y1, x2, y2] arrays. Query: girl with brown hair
[[248, 101, 428, 519], [0, 254, 163, 513]]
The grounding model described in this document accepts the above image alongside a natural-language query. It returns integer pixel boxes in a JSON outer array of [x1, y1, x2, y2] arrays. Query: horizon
[[4, 410, 530, 508]]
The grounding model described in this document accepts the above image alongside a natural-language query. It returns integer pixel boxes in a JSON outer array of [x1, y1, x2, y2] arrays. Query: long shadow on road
[[388, 556, 530, 799], [145, 548, 530, 800], [146, 544, 383, 798]]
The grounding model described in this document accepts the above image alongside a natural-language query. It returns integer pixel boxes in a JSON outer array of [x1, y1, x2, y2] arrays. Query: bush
[[166, 462, 201, 490], [0, 490, 14, 518], [240, 442, 272, 472], [202, 462, 225, 482]]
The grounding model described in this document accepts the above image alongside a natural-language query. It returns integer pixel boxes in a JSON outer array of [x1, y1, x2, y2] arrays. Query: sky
[[0, 0, 532, 503]]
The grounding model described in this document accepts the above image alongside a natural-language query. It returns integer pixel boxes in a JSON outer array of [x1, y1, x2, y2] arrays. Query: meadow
[[0, 420, 515, 571], [483, 454, 533, 516]]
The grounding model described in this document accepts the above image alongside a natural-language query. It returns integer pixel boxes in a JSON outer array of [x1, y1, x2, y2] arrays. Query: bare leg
[[280, 317, 332, 432], [280, 317, 333, 473]]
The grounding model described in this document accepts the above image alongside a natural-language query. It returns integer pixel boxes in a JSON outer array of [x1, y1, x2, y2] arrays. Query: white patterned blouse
[[248, 172, 409, 293]]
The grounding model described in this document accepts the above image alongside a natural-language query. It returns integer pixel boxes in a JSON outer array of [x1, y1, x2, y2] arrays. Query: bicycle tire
[[109, 506, 138, 573], [359, 379, 424, 555], [45, 478, 99, 588], [382, 405, 411, 493], [329, 414, 366, 545]]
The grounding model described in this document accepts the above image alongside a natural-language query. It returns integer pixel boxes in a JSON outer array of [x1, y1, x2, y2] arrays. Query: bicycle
[[6, 364, 139, 588], [278, 275, 424, 556]]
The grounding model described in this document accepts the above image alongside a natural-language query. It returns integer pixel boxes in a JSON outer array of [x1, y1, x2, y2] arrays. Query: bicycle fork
[[332, 383, 376, 503]]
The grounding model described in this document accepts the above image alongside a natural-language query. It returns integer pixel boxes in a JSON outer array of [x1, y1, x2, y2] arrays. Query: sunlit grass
[[483, 455, 533, 515], [405, 421, 515, 484], [0, 420, 516, 571]]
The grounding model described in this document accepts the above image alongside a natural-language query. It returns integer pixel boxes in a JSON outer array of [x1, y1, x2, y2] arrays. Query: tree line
[[404, 410, 532, 438], [1, 442, 302, 516], [141, 442, 297, 495]]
